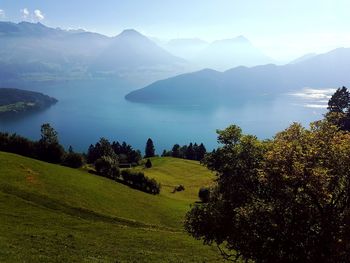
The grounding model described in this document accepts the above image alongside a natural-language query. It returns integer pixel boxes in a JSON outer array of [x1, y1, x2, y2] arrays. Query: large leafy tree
[[185, 122, 350, 262]]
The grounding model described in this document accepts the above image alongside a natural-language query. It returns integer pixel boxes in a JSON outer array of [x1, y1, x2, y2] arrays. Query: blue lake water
[[0, 79, 331, 153]]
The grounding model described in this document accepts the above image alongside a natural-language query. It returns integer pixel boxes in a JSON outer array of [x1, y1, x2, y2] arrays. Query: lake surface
[[0, 79, 331, 153]]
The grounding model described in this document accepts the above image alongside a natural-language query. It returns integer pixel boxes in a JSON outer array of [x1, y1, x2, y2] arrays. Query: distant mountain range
[[125, 48, 350, 105], [162, 36, 274, 71], [0, 22, 186, 85], [163, 38, 209, 60], [1, 21, 348, 94]]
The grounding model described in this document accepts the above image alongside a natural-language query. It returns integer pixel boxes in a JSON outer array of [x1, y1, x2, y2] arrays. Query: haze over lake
[[0, 79, 330, 153]]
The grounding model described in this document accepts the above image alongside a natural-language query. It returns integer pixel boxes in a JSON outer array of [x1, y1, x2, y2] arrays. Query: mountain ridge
[[125, 47, 350, 105]]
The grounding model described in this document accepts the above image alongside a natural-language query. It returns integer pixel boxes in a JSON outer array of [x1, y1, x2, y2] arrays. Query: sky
[[0, 0, 349, 61]]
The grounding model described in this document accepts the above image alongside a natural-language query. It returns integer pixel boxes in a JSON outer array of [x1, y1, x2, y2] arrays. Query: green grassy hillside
[[136, 157, 214, 202], [0, 152, 221, 262]]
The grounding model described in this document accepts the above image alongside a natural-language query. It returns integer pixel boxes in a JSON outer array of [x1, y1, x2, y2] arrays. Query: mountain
[[0, 22, 186, 85], [125, 48, 350, 105], [192, 35, 273, 71], [163, 38, 209, 59], [0, 21, 110, 82], [162, 36, 273, 71], [91, 29, 185, 71], [289, 53, 317, 64], [0, 21, 63, 37]]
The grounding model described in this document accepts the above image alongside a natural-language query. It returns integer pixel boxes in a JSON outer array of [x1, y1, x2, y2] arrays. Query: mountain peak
[[211, 35, 251, 46], [234, 35, 249, 42], [118, 29, 143, 38]]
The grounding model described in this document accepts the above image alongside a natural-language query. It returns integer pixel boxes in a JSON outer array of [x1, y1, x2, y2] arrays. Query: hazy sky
[[0, 0, 349, 61]]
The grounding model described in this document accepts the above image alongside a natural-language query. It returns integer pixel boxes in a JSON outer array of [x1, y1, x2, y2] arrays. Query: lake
[[0, 79, 331, 153]]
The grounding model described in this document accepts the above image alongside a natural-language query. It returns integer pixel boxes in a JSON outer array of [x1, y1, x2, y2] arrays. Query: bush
[[95, 156, 120, 180], [121, 170, 161, 195], [0, 132, 35, 158], [173, 185, 185, 193], [35, 141, 65, 164], [198, 187, 210, 203], [145, 159, 152, 168], [62, 152, 84, 168]]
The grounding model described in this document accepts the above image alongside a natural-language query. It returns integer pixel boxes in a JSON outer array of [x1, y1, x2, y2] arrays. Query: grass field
[[0, 152, 222, 262]]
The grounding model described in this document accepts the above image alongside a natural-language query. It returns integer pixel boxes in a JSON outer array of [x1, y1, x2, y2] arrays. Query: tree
[[186, 143, 195, 160], [40, 123, 59, 145], [171, 144, 180, 158], [95, 155, 120, 180], [145, 159, 152, 168], [328, 86, 350, 113], [63, 152, 83, 168], [145, 138, 155, 158], [197, 143, 207, 161], [185, 122, 350, 262], [98, 138, 117, 159], [68, 145, 74, 154], [121, 170, 161, 195], [36, 123, 64, 163], [327, 87, 350, 131], [86, 138, 117, 164], [198, 187, 210, 203]]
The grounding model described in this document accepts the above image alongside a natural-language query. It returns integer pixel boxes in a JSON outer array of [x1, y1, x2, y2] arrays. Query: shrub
[[62, 152, 84, 168], [121, 170, 161, 195], [95, 156, 120, 180], [173, 185, 185, 193], [198, 187, 210, 203], [35, 141, 65, 164], [145, 159, 152, 168]]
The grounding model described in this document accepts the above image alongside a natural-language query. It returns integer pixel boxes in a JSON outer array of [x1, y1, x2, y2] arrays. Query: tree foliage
[[327, 86, 350, 131], [0, 123, 80, 166], [36, 123, 64, 163], [95, 155, 120, 180], [121, 170, 161, 195], [62, 151, 83, 168], [162, 142, 207, 161], [145, 158, 152, 168], [145, 138, 155, 158], [185, 122, 350, 262], [198, 187, 210, 203], [328, 86, 350, 113]]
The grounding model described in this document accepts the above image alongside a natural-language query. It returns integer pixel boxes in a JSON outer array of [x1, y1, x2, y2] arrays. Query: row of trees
[[121, 170, 161, 195], [87, 138, 142, 165], [86, 137, 160, 194], [162, 142, 207, 161], [185, 87, 350, 262], [0, 123, 83, 168]]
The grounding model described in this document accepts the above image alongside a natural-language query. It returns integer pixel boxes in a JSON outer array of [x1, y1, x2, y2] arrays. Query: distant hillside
[[125, 48, 350, 105], [162, 36, 273, 70], [289, 53, 317, 64], [163, 38, 209, 59], [0, 88, 57, 116], [0, 22, 186, 85], [90, 29, 187, 83], [0, 152, 219, 262], [92, 29, 185, 70], [192, 35, 273, 71]]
